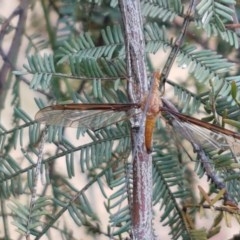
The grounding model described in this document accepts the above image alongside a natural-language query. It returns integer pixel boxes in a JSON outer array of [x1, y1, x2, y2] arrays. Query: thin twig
[[183, 203, 239, 214], [160, 0, 196, 90], [0, 0, 29, 109]]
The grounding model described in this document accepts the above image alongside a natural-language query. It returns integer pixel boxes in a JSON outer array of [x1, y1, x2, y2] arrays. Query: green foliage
[[153, 150, 191, 239], [1, 0, 240, 239], [9, 197, 52, 236]]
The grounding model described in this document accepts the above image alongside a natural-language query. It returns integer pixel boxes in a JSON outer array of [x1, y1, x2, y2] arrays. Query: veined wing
[[161, 98, 240, 157], [168, 110, 240, 142], [35, 103, 141, 130], [170, 117, 238, 151], [161, 98, 240, 142]]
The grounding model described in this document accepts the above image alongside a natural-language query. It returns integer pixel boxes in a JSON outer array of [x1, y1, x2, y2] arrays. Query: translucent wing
[[171, 119, 239, 153], [161, 98, 240, 159], [35, 103, 141, 131]]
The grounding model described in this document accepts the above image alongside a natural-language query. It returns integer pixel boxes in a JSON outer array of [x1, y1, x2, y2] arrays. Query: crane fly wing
[[171, 119, 232, 150], [35, 103, 141, 131], [161, 99, 240, 158], [36, 109, 127, 130]]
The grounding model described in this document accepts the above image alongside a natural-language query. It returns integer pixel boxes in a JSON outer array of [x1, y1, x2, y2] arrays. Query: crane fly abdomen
[[145, 115, 158, 153], [141, 72, 162, 153]]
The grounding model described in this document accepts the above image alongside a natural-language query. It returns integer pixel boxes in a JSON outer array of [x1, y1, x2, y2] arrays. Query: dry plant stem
[[119, 0, 153, 239], [160, 0, 196, 88], [0, 0, 29, 108], [118, 0, 148, 102], [183, 203, 239, 214], [191, 142, 236, 205]]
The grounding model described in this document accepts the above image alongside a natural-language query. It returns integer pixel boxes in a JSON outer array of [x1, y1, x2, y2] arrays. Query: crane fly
[[35, 73, 240, 154]]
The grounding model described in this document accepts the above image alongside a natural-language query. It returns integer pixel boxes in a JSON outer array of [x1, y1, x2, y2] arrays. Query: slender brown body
[[142, 72, 162, 153], [35, 72, 240, 153]]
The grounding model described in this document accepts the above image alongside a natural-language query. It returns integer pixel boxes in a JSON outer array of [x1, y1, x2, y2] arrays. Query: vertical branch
[[119, 0, 148, 102], [119, 1, 153, 239], [0, 0, 29, 109]]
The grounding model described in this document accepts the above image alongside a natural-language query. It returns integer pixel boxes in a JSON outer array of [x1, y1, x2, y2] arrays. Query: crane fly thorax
[[141, 92, 161, 117], [141, 72, 162, 117]]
